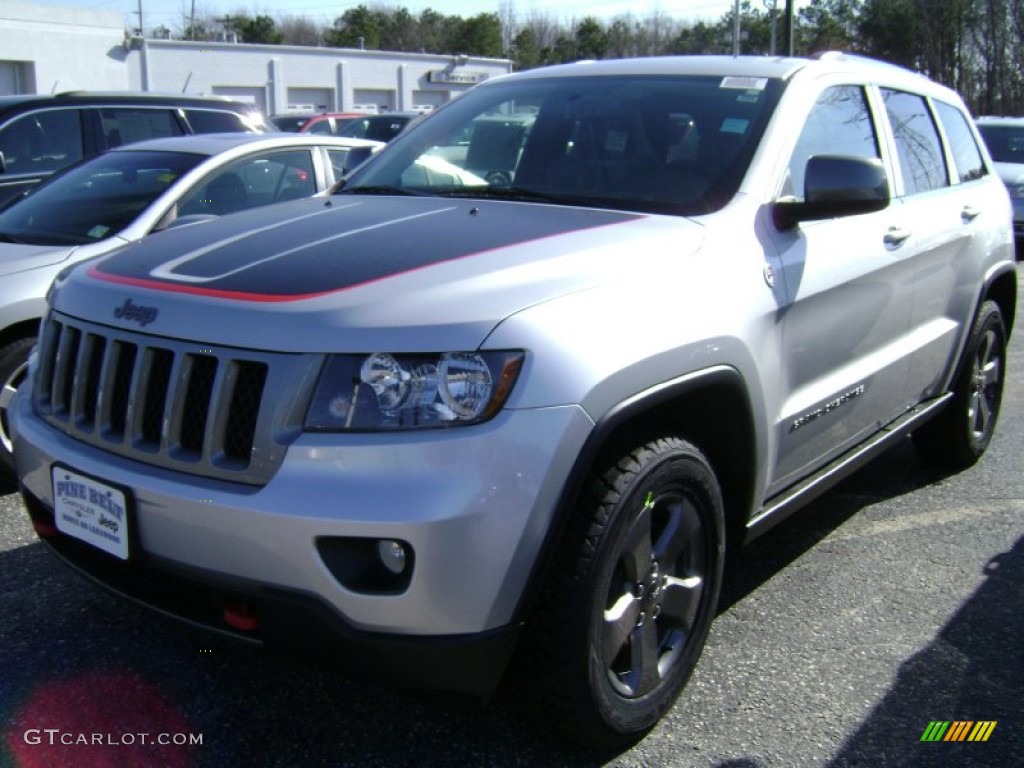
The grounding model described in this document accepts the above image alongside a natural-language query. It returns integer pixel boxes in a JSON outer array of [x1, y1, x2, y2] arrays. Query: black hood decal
[[90, 197, 640, 301]]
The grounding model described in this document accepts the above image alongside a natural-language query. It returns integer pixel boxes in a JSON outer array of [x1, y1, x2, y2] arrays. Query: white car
[[0, 132, 381, 472]]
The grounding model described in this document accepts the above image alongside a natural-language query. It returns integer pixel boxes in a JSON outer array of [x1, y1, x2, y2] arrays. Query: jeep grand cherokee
[[11, 53, 1017, 746]]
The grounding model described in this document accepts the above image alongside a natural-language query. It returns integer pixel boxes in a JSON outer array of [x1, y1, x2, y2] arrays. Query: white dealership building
[[0, 0, 512, 116]]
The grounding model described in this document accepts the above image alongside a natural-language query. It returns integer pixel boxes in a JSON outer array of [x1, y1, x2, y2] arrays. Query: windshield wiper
[[0, 232, 26, 244], [335, 185, 423, 197], [436, 186, 564, 204]]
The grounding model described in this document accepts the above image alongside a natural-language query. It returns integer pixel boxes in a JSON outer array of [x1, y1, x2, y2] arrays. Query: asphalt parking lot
[[1, 268, 1021, 767]]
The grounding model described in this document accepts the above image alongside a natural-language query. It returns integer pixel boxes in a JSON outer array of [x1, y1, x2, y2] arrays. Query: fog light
[[317, 536, 414, 593], [378, 539, 408, 575]]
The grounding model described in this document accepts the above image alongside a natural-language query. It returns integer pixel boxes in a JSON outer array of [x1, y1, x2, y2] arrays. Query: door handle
[[883, 227, 911, 246], [961, 205, 981, 222]]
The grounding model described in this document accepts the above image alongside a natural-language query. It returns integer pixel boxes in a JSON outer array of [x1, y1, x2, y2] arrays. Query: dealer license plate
[[52, 466, 130, 560]]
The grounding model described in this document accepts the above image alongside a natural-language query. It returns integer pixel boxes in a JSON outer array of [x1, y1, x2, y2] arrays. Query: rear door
[[888, 95, 1008, 402]]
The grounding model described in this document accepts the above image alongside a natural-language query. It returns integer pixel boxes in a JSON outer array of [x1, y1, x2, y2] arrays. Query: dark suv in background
[[336, 111, 422, 142], [0, 91, 266, 205]]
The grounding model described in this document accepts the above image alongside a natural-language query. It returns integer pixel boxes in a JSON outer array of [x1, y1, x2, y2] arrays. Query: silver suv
[[11, 53, 1017, 746]]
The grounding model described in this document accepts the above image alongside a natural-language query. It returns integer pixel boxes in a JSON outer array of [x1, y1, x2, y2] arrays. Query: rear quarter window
[[184, 109, 252, 134], [934, 101, 986, 182]]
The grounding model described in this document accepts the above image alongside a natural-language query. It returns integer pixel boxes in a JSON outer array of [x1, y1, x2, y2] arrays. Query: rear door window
[[99, 107, 184, 147], [881, 89, 949, 195]]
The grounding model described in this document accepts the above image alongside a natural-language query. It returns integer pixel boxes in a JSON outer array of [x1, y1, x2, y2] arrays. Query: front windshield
[[0, 150, 202, 246], [342, 74, 783, 215]]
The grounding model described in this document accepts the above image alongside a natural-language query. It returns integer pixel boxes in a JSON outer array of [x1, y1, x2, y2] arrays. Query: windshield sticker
[[157, 173, 177, 184], [720, 118, 750, 135], [721, 76, 768, 91], [87, 225, 111, 239], [737, 91, 762, 104]]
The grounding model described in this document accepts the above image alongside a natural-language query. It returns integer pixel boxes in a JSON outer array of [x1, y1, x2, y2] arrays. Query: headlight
[[305, 350, 524, 431]]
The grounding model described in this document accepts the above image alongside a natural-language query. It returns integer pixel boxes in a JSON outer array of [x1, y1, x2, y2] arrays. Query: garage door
[[353, 89, 395, 113], [411, 91, 447, 113], [286, 88, 334, 113]]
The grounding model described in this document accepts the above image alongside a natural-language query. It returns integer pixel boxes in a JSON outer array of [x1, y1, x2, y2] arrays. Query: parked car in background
[[269, 112, 365, 135], [9, 53, 1017, 747], [0, 92, 268, 207], [976, 115, 1024, 247], [0, 132, 380, 472], [336, 111, 422, 142]]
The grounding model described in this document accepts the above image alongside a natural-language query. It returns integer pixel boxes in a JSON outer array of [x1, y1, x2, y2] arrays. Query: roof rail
[[808, 50, 931, 79]]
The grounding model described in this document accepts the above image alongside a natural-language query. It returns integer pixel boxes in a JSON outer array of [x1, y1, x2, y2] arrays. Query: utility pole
[[782, 0, 795, 56], [732, 0, 741, 56], [764, 0, 777, 56], [135, 0, 143, 37]]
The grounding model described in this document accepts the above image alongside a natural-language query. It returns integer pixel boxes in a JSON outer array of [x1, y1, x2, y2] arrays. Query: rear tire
[[0, 335, 36, 475], [913, 300, 1006, 471], [524, 434, 725, 747]]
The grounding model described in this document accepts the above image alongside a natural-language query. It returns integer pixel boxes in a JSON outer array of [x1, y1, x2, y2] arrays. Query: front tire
[[913, 300, 1007, 471], [0, 335, 36, 475], [525, 435, 725, 747]]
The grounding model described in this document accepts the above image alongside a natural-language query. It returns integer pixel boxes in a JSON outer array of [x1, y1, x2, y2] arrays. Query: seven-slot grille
[[33, 312, 319, 485]]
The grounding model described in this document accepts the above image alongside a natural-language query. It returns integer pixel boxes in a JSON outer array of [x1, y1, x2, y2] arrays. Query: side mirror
[[773, 155, 889, 231]]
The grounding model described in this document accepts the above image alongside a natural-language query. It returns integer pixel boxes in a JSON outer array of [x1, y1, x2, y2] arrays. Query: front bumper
[[13, 390, 593, 687]]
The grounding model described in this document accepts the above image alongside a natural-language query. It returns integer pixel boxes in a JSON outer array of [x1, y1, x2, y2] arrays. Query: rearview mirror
[[343, 146, 375, 175]]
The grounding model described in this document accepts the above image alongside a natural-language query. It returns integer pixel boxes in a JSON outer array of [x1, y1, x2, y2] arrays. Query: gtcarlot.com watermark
[[23, 728, 203, 747]]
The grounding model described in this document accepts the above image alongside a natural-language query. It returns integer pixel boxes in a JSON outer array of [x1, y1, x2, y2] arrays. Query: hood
[[53, 196, 704, 352], [0, 236, 131, 277], [0, 241, 76, 277]]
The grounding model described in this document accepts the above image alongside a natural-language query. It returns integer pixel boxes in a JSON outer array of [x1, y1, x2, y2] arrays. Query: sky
[[46, 0, 746, 33]]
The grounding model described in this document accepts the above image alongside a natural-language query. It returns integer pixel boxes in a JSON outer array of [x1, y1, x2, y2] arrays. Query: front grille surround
[[33, 311, 322, 485]]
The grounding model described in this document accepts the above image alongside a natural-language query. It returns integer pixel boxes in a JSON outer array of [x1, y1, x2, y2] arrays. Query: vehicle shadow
[[0, 537, 604, 767], [719, 436, 948, 612], [0, 473, 16, 496], [827, 534, 1023, 768]]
